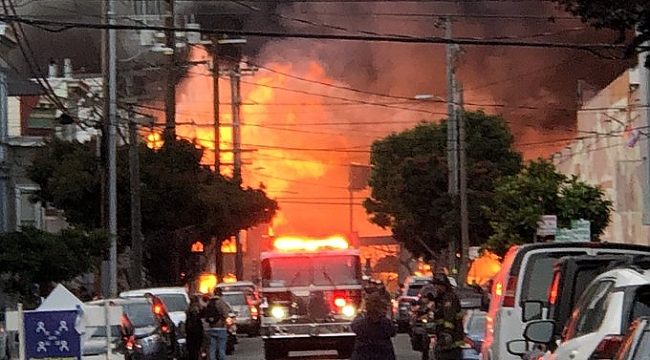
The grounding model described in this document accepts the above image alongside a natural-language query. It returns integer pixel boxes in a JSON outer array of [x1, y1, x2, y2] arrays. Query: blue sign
[[24, 310, 81, 360]]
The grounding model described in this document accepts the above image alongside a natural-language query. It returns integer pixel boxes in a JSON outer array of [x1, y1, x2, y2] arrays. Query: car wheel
[[264, 342, 287, 360]]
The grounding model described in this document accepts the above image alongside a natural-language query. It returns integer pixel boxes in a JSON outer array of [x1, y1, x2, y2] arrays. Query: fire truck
[[259, 235, 364, 360]]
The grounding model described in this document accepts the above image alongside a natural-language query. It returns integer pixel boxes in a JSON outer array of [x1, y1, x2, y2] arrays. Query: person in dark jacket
[[351, 292, 397, 360], [431, 273, 464, 360], [185, 295, 204, 360]]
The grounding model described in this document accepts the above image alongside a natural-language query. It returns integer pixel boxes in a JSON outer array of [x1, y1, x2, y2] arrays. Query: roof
[[120, 287, 189, 298], [217, 281, 255, 288], [1, 67, 44, 96]]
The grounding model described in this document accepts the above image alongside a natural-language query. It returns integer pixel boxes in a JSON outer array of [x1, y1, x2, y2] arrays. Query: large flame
[[145, 45, 547, 236]]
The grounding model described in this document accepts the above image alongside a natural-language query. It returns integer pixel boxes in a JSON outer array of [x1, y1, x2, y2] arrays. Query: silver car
[[221, 292, 260, 337]]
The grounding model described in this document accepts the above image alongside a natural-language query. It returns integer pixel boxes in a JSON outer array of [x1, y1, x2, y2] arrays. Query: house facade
[[552, 66, 650, 245], [4, 60, 103, 233]]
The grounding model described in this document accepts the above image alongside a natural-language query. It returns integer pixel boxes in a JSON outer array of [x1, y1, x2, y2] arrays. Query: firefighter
[[185, 295, 204, 360], [431, 273, 464, 360]]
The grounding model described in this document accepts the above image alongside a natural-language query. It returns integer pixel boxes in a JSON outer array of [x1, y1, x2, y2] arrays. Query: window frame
[[563, 279, 615, 340]]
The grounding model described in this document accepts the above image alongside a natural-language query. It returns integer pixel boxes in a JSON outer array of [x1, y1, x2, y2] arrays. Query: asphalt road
[[229, 333, 422, 360]]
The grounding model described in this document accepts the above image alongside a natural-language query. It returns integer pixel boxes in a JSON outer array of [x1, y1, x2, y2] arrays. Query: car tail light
[[502, 276, 518, 307], [589, 335, 623, 360], [549, 272, 560, 305], [161, 325, 170, 333], [153, 304, 163, 315], [334, 297, 347, 307], [125, 335, 139, 350]]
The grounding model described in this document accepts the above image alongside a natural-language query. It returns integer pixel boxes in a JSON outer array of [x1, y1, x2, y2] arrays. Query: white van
[[481, 242, 650, 360]]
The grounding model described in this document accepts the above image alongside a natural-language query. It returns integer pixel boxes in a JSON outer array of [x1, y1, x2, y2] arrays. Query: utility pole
[[457, 83, 470, 285], [212, 41, 221, 175], [0, 68, 8, 232], [102, 0, 118, 297], [129, 114, 143, 289], [164, 0, 176, 142], [445, 17, 459, 274], [229, 60, 257, 280], [230, 64, 243, 280]]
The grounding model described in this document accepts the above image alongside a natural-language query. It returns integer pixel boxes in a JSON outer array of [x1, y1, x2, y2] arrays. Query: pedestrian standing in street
[[350, 292, 397, 360], [201, 288, 232, 360], [431, 273, 464, 360], [186, 295, 204, 360]]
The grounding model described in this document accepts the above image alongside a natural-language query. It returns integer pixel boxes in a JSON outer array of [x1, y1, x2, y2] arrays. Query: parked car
[[481, 242, 650, 360], [221, 291, 260, 337], [89, 297, 176, 360], [613, 316, 650, 360], [394, 276, 432, 332], [521, 262, 650, 360], [120, 288, 189, 359], [216, 281, 260, 305], [462, 310, 486, 360], [83, 324, 126, 359]]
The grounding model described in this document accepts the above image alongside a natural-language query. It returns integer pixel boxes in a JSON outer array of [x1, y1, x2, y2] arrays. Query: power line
[[1, 14, 626, 52]]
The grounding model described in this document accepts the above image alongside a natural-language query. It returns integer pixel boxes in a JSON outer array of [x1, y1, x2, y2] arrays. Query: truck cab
[[259, 235, 363, 360]]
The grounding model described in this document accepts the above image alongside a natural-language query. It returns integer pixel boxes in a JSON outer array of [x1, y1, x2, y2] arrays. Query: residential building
[[5, 58, 103, 232], [552, 66, 650, 245]]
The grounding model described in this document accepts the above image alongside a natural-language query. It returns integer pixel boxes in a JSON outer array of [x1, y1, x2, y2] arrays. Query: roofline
[[260, 248, 361, 260]]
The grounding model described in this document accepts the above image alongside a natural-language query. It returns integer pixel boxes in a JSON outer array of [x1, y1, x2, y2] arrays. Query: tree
[[364, 111, 522, 262], [552, 0, 650, 64], [0, 227, 109, 307], [484, 158, 613, 256], [27, 138, 279, 284]]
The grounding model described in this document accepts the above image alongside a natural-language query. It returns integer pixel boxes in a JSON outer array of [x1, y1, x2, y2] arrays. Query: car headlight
[[271, 307, 286, 319], [341, 305, 356, 318]]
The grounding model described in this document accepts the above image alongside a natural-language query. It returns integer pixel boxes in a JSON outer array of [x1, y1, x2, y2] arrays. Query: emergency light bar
[[273, 235, 349, 251]]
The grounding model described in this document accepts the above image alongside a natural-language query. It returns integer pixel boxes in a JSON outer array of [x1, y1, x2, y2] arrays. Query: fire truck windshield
[[261, 255, 360, 287]]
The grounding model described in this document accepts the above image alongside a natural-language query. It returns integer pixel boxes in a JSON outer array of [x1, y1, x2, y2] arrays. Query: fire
[[145, 45, 423, 236]]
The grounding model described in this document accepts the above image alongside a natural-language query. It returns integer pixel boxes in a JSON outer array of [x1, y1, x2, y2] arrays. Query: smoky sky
[[9, 0, 636, 155]]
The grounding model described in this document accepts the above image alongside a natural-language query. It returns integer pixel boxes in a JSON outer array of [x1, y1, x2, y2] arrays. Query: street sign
[[537, 215, 557, 236], [571, 219, 591, 242], [24, 310, 81, 360], [468, 246, 480, 260], [555, 228, 574, 242]]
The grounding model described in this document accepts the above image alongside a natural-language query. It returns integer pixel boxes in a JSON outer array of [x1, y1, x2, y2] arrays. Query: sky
[[9, 0, 637, 237]]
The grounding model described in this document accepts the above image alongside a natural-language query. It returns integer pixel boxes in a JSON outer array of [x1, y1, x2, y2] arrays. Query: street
[[229, 334, 421, 360]]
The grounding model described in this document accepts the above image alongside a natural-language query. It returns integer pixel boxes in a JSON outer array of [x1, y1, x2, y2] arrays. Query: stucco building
[[552, 66, 650, 245]]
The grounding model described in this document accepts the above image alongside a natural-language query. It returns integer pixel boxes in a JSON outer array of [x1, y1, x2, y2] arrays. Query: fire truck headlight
[[341, 305, 356, 318], [271, 307, 286, 319]]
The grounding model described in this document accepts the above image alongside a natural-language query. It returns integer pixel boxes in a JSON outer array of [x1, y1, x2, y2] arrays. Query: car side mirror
[[522, 300, 543, 322], [506, 340, 528, 356], [524, 320, 555, 344]]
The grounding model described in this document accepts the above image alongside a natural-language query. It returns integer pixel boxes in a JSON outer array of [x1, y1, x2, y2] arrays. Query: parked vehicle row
[[478, 241, 650, 360]]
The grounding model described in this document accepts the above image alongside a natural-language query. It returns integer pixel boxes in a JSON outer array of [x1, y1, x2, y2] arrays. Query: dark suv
[[90, 296, 177, 360]]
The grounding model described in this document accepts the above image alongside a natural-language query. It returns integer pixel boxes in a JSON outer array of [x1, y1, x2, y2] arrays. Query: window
[[157, 294, 188, 313], [630, 289, 650, 320], [631, 330, 650, 360], [122, 302, 157, 328], [520, 252, 585, 306], [565, 280, 614, 339], [222, 293, 247, 307], [261, 255, 360, 287], [15, 186, 41, 230]]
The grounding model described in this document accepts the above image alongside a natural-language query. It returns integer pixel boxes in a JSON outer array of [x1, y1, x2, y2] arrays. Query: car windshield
[[122, 302, 157, 328], [406, 284, 424, 297], [90, 325, 122, 338], [261, 255, 360, 287], [466, 313, 486, 336], [222, 293, 247, 306], [158, 294, 188, 312]]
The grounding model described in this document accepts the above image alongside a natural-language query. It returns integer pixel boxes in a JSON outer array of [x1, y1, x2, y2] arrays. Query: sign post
[[536, 215, 558, 240]]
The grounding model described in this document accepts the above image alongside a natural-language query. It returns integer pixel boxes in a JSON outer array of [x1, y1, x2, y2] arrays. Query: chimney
[[63, 58, 73, 78], [48, 60, 58, 78]]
